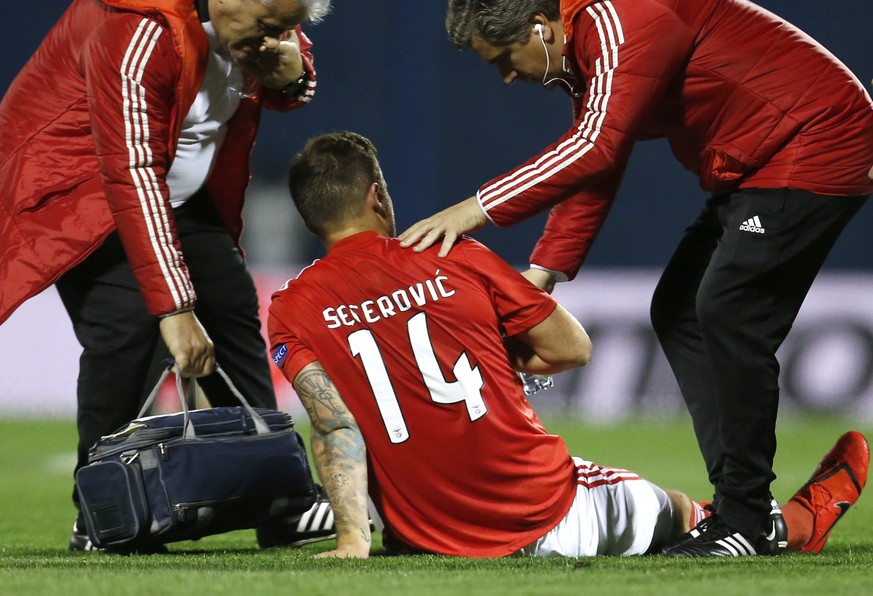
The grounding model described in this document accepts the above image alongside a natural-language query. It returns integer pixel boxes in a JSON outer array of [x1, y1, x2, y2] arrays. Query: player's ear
[[366, 182, 384, 213]]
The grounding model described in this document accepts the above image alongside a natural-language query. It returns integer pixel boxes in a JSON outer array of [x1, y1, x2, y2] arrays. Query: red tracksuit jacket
[[476, 0, 873, 280], [0, 0, 316, 321]]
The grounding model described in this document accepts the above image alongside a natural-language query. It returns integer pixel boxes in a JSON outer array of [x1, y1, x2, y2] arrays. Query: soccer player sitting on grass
[[267, 132, 869, 558]]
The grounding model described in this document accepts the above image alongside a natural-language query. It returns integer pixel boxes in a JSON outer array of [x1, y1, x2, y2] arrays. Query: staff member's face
[[209, 0, 305, 63], [470, 27, 560, 87]]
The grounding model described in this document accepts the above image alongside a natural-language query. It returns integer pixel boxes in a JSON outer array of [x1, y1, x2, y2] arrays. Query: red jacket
[[0, 0, 315, 321], [477, 0, 873, 280]]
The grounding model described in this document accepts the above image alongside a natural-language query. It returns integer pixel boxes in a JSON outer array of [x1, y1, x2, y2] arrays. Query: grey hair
[[446, 0, 559, 49], [257, 0, 332, 23], [299, 0, 331, 23]]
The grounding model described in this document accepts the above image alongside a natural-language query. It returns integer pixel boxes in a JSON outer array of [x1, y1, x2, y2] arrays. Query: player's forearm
[[505, 337, 579, 374], [311, 428, 371, 554], [508, 304, 592, 374], [293, 362, 371, 555]]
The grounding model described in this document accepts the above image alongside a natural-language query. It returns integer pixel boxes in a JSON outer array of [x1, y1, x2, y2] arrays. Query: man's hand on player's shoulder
[[399, 196, 487, 257]]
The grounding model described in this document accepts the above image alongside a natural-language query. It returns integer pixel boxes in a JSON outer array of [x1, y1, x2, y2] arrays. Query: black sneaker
[[663, 502, 787, 557], [658, 516, 715, 553], [69, 520, 98, 552], [257, 490, 337, 548], [69, 519, 168, 554]]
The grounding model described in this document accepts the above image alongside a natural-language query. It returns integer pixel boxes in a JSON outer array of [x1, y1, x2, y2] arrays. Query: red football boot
[[788, 431, 869, 553]]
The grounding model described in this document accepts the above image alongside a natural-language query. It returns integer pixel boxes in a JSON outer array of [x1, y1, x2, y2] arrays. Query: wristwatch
[[280, 70, 308, 97]]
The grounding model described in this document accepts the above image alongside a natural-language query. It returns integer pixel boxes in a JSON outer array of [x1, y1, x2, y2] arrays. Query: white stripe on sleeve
[[478, 1, 624, 214], [120, 19, 195, 310]]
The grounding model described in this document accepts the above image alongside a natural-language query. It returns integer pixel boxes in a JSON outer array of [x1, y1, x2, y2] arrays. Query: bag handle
[[138, 360, 272, 438]]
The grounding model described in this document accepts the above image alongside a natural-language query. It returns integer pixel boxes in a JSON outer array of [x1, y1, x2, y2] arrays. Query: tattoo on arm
[[294, 363, 371, 546]]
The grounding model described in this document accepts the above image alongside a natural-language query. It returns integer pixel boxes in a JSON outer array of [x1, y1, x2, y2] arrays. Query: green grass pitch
[[1, 414, 871, 595]]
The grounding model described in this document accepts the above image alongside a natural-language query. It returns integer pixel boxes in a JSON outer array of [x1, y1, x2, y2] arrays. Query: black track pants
[[650, 188, 866, 537]]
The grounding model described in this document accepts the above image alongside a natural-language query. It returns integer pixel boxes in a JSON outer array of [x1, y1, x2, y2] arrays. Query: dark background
[[3, 1, 872, 271]]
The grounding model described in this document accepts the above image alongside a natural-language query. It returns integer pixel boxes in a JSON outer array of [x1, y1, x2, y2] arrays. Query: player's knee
[[665, 489, 694, 536]]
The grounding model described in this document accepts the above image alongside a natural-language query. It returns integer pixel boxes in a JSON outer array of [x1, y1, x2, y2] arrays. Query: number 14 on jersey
[[348, 312, 486, 443]]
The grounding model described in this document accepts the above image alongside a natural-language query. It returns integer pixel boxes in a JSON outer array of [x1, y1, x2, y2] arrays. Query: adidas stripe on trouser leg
[[651, 187, 867, 538]]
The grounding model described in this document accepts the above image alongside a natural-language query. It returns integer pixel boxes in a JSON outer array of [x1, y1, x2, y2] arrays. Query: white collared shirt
[[166, 21, 244, 207]]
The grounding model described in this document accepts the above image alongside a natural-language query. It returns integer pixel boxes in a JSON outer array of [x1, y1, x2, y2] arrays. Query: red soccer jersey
[[268, 232, 577, 557]]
